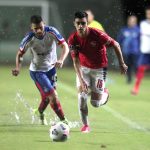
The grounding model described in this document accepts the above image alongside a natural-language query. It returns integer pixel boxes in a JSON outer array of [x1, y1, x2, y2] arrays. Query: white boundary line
[[103, 106, 148, 132], [59, 81, 148, 132]]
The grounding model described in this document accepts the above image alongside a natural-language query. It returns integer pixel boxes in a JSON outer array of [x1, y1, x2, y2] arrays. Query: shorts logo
[[43, 87, 49, 93]]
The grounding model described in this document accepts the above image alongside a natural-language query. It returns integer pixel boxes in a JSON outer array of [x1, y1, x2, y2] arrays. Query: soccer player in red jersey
[[68, 11, 128, 133]]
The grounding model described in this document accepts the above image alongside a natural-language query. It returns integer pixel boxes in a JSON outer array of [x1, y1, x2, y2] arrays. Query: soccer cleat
[[102, 88, 109, 105], [131, 88, 138, 95], [61, 118, 69, 125], [33, 108, 45, 125], [81, 125, 90, 133]]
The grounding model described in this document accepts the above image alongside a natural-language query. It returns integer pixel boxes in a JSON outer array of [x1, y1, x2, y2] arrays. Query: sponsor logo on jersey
[[90, 41, 97, 47], [75, 44, 80, 49]]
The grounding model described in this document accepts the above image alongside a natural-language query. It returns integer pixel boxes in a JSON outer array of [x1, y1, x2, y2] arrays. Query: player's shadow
[[35, 140, 52, 143], [69, 130, 80, 133]]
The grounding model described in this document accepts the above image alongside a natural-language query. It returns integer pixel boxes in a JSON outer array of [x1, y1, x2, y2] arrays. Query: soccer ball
[[49, 122, 70, 142]]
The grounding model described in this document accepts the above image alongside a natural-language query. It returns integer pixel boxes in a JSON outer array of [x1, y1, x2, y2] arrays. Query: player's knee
[[47, 91, 58, 103], [45, 98, 50, 103], [79, 92, 88, 99], [90, 100, 100, 108]]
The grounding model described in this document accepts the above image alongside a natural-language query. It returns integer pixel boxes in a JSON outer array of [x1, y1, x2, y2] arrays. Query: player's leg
[[78, 90, 90, 133], [30, 71, 50, 113], [90, 89, 109, 107], [30, 71, 49, 124], [78, 87, 89, 130], [131, 54, 150, 95], [76, 67, 90, 132], [45, 68, 67, 122], [30, 69, 66, 123], [34, 67, 57, 114], [131, 65, 145, 95], [35, 82, 50, 114], [90, 68, 109, 107], [48, 90, 65, 121]]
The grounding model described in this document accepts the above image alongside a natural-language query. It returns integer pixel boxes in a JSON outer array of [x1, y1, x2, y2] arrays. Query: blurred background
[[0, 1, 150, 149], [0, 0, 149, 66]]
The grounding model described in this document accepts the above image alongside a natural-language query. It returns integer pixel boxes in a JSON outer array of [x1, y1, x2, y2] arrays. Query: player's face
[[127, 16, 137, 27], [31, 22, 45, 38], [74, 18, 88, 34]]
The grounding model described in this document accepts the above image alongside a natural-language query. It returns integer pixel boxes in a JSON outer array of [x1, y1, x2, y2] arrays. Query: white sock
[[78, 92, 89, 125]]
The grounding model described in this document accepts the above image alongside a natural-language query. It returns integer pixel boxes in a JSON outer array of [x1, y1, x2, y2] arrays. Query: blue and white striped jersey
[[19, 26, 65, 71]]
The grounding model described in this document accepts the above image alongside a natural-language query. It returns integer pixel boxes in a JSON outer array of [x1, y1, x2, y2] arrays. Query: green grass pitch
[[0, 66, 150, 150]]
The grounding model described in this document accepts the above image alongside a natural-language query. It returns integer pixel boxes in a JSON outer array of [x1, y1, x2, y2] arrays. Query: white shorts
[[76, 66, 107, 94]]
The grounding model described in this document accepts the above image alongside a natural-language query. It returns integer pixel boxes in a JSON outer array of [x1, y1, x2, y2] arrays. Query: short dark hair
[[74, 11, 88, 20], [30, 15, 42, 24]]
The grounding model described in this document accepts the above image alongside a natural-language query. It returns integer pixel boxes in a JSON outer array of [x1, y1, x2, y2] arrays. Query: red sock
[[50, 99, 65, 120], [38, 98, 49, 114], [133, 65, 146, 92]]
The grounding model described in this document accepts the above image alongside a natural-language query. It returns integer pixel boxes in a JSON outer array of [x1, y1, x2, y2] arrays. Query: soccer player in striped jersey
[[12, 15, 69, 125], [68, 11, 127, 133]]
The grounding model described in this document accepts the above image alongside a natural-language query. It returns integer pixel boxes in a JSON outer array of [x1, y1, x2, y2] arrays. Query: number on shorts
[[97, 79, 103, 89]]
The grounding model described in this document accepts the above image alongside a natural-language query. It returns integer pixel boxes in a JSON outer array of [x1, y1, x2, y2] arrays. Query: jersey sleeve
[[97, 30, 115, 47], [68, 34, 79, 58], [46, 26, 65, 45], [19, 32, 33, 54]]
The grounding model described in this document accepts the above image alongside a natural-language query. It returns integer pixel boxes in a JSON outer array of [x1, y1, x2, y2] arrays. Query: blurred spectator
[[85, 9, 105, 31], [117, 15, 140, 84], [131, 6, 150, 95]]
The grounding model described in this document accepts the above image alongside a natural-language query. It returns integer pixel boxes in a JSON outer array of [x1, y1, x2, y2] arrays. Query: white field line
[[59, 81, 148, 132], [103, 106, 148, 132]]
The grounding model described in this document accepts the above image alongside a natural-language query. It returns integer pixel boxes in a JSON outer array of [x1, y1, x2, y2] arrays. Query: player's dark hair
[[74, 11, 88, 20], [30, 15, 42, 24]]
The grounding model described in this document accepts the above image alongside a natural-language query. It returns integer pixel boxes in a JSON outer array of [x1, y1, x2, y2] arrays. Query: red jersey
[[68, 28, 115, 69]]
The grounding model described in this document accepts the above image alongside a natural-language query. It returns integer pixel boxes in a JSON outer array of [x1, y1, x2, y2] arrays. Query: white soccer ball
[[49, 122, 70, 142]]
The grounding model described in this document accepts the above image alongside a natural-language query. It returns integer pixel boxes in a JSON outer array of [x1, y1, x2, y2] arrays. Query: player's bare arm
[[72, 56, 88, 93], [113, 41, 128, 74], [12, 50, 24, 76], [55, 42, 69, 68]]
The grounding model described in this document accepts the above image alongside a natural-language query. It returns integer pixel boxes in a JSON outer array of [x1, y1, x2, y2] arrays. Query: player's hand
[[120, 63, 128, 74], [54, 60, 63, 69], [12, 68, 20, 76], [80, 79, 88, 93]]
